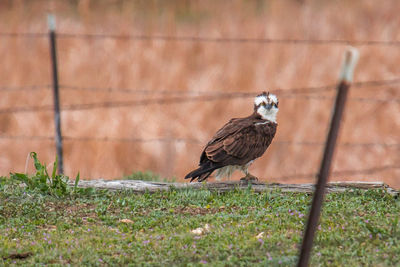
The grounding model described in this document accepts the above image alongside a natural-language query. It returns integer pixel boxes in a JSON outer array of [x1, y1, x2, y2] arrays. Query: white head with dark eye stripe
[[254, 92, 279, 122]]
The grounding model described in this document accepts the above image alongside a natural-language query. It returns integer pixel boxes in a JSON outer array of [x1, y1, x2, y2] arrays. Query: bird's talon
[[240, 175, 259, 184]]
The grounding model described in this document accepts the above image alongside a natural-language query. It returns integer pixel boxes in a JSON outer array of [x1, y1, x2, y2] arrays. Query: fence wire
[[1, 32, 400, 46], [1, 77, 400, 95], [0, 85, 51, 91], [1, 77, 400, 114], [1, 134, 399, 148], [0, 91, 399, 114]]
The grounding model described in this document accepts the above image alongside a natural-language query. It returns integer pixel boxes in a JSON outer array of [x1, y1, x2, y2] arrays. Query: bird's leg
[[239, 167, 258, 183]]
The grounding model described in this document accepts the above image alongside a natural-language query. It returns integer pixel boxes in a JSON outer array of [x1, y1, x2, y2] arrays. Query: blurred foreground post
[[48, 14, 64, 174], [297, 47, 359, 267]]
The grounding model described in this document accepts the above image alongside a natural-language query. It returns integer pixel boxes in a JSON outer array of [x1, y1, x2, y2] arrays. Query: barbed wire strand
[[0, 32, 47, 38], [58, 80, 400, 96], [0, 85, 51, 91], [1, 32, 400, 46], [352, 78, 400, 88], [1, 134, 399, 148], [1, 89, 399, 114], [0, 104, 53, 114], [2, 77, 400, 96], [0, 83, 335, 94], [58, 34, 400, 47], [3, 85, 399, 104]]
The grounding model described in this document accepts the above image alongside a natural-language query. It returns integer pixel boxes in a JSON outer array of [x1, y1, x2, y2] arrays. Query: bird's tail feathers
[[184, 162, 221, 182]]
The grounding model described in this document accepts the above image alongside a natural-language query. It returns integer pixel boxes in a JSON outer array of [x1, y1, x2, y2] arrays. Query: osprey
[[185, 92, 278, 182]]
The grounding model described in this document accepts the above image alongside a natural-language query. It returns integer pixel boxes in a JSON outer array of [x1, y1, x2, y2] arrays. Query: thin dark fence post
[[297, 47, 359, 267], [48, 14, 64, 174]]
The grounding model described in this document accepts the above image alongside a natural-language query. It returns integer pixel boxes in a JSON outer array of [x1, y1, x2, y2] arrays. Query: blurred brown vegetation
[[0, 0, 399, 188]]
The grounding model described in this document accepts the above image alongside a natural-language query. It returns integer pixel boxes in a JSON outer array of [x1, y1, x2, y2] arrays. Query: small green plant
[[0, 176, 7, 190], [10, 152, 79, 197]]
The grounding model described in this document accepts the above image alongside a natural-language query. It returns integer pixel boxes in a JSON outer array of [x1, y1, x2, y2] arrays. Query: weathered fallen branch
[[73, 180, 398, 196]]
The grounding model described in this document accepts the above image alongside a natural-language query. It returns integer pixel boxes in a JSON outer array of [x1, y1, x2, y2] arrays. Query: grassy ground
[[0, 177, 399, 266]]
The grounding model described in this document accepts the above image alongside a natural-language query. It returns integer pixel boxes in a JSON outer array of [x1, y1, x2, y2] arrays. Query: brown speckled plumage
[[185, 102, 277, 182]]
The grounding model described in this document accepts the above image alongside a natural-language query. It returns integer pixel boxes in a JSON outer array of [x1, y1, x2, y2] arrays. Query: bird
[[185, 92, 278, 182]]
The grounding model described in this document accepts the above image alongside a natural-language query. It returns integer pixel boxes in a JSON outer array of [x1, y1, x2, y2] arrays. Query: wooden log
[[72, 180, 399, 196]]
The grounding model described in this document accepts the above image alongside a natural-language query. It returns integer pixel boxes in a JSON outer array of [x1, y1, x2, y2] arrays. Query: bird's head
[[254, 92, 279, 122]]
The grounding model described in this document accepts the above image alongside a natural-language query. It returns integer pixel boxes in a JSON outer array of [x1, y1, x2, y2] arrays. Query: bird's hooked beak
[[265, 103, 273, 110]]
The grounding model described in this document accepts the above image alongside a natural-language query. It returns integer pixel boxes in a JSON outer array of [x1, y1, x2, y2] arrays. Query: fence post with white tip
[[297, 47, 360, 267], [48, 14, 64, 175]]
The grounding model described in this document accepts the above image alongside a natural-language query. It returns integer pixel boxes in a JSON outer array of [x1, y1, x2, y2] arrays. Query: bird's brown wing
[[199, 118, 248, 164], [207, 118, 245, 144], [201, 118, 277, 166]]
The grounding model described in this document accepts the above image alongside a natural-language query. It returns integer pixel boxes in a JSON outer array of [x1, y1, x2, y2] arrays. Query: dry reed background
[[0, 0, 399, 188]]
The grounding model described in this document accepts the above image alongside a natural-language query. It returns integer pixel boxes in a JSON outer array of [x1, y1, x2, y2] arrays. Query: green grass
[[0, 178, 399, 266]]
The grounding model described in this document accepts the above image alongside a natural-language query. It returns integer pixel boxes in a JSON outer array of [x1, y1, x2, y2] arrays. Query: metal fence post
[[48, 14, 64, 174], [297, 47, 359, 267]]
